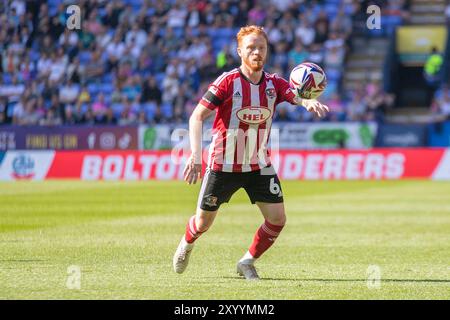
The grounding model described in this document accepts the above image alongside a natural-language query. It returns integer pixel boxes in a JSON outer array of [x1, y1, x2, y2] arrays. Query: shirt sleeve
[[199, 74, 228, 110], [274, 74, 300, 106]]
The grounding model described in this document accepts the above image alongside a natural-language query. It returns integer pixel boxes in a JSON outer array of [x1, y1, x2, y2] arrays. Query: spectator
[[121, 75, 142, 102], [424, 47, 443, 103], [275, 105, 294, 122], [40, 107, 62, 126], [2, 48, 20, 74], [126, 22, 147, 49], [78, 85, 91, 105], [272, 42, 289, 74], [106, 32, 126, 71], [288, 42, 309, 69], [295, 18, 315, 47], [326, 93, 346, 121], [270, 0, 294, 12], [37, 52, 52, 79], [162, 70, 180, 105], [347, 91, 367, 121], [91, 92, 108, 123], [0, 0, 358, 127], [48, 49, 68, 83], [0, 75, 25, 106], [248, 3, 266, 25], [49, 94, 65, 123], [364, 83, 393, 123], [141, 77, 162, 105], [117, 99, 138, 126], [167, 2, 188, 28], [59, 79, 79, 105], [0, 97, 8, 124], [83, 50, 105, 82], [324, 33, 346, 71], [16, 97, 42, 125], [265, 21, 283, 46], [432, 88, 450, 120]]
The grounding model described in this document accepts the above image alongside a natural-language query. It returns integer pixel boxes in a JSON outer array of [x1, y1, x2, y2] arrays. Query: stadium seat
[[102, 73, 114, 83], [111, 103, 124, 118], [324, 4, 339, 17], [80, 103, 89, 114], [144, 102, 157, 120], [2, 73, 12, 84], [99, 83, 114, 94], [161, 102, 173, 118], [321, 81, 338, 100], [98, 8, 106, 17], [173, 27, 184, 38], [326, 68, 342, 82], [383, 16, 403, 36], [87, 83, 100, 96], [79, 51, 92, 65], [155, 73, 166, 90], [30, 51, 40, 62]]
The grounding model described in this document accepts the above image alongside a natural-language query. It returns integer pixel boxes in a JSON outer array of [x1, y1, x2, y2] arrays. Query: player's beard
[[244, 56, 265, 72]]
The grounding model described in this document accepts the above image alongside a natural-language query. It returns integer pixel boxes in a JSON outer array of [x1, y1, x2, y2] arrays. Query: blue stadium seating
[[161, 102, 173, 118]]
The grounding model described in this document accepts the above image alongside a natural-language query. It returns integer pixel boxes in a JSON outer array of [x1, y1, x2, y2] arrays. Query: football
[[289, 62, 327, 99]]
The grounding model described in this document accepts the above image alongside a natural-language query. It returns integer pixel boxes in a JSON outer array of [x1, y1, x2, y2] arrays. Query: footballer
[[173, 25, 329, 280]]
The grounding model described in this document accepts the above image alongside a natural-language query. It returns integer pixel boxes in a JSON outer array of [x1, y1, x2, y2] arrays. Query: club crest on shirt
[[265, 88, 276, 99], [204, 194, 218, 207]]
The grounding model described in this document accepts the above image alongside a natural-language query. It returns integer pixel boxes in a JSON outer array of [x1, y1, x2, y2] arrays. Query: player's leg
[[173, 207, 218, 274], [238, 167, 285, 279], [173, 169, 241, 274], [185, 207, 218, 243], [248, 201, 286, 260], [236, 202, 286, 280]]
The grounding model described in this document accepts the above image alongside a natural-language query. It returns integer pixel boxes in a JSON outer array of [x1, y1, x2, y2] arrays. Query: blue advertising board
[[375, 123, 427, 147], [428, 121, 450, 147]]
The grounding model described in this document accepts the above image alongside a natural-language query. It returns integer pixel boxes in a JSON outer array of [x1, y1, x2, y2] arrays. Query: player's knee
[[271, 215, 286, 226], [196, 222, 210, 233], [268, 209, 286, 226], [195, 210, 217, 232]]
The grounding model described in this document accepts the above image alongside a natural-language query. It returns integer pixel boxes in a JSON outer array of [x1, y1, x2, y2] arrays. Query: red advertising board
[[1, 148, 446, 181]]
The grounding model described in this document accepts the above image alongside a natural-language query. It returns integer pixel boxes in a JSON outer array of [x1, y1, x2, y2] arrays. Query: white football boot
[[173, 236, 194, 274], [236, 261, 260, 280]]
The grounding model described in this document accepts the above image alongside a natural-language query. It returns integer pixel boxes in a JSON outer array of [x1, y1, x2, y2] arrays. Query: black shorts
[[198, 166, 284, 212]]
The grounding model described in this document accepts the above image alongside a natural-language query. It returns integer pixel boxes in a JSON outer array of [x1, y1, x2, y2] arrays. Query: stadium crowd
[[0, 0, 400, 126]]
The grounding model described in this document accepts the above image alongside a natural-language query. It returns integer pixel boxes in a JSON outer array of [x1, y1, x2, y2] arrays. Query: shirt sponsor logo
[[236, 107, 272, 125]]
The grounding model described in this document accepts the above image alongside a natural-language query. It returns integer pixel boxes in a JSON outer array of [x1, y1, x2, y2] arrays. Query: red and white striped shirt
[[199, 68, 298, 173]]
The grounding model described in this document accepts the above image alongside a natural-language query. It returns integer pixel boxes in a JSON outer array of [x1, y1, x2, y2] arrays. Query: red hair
[[236, 25, 268, 47]]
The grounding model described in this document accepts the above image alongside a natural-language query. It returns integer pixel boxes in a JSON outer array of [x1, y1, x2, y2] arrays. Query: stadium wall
[[1, 149, 450, 181]]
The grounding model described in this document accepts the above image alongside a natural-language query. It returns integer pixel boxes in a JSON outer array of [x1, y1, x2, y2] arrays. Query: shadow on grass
[[222, 276, 450, 283]]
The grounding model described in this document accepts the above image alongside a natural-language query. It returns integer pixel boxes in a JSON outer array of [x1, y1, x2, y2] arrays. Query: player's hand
[[183, 155, 202, 185], [301, 99, 330, 118]]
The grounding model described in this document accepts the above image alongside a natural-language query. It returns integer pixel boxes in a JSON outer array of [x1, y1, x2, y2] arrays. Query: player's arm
[[183, 104, 214, 184], [277, 75, 329, 118], [293, 92, 329, 118], [184, 76, 227, 184]]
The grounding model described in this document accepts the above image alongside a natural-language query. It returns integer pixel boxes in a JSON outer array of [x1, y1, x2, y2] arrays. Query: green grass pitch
[[0, 180, 449, 299]]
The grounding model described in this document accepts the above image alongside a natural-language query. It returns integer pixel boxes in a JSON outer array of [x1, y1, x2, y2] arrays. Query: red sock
[[248, 220, 284, 259], [185, 215, 206, 243]]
